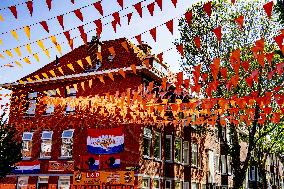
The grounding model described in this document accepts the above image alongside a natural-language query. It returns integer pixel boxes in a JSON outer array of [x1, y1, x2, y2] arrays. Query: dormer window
[[26, 92, 37, 116], [66, 87, 76, 113], [45, 90, 56, 115]]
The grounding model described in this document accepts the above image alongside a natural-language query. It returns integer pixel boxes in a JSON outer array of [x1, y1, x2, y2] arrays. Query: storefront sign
[[73, 171, 134, 186], [48, 161, 74, 172]]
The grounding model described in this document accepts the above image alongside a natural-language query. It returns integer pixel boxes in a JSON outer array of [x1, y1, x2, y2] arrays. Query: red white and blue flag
[[12, 161, 40, 174], [87, 127, 124, 154]]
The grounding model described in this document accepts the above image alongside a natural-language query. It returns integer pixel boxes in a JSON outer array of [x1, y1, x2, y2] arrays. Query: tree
[[178, 1, 284, 188], [0, 112, 22, 178], [276, 0, 284, 25]]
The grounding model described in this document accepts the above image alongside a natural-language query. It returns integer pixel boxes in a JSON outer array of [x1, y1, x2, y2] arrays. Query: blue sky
[[0, 0, 200, 85]]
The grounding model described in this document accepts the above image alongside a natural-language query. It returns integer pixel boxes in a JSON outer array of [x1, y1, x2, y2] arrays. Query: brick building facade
[[0, 38, 283, 189]]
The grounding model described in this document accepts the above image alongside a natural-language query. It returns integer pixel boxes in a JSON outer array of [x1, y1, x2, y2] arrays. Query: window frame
[[221, 155, 227, 175], [143, 128, 152, 158], [215, 154, 220, 174], [183, 141, 189, 165], [58, 176, 70, 189], [191, 142, 198, 167], [65, 87, 76, 113], [153, 131, 161, 160], [184, 181, 190, 189], [165, 135, 173, 162], [174, 137, 182, 163], [40, 131, 53, 159], [153, 179, 160, 189], [26, 92, 37, 116], [165, 180, 172, 189], [61, 129, 74, 158], [191, 182, 199, 189], [142, 177, 150, 189], [45, 90, 56, 115], [22, 132, 33, 158]]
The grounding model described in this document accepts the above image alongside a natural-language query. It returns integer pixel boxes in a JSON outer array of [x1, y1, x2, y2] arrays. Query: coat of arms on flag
[[87, 127, 124, 154]]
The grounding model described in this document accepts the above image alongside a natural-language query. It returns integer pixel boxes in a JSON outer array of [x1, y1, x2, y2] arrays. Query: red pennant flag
[[74, 9, 83, 22], [220, 67, 227, 79], [194, 36, 201, 49], [203, 1, 212, 17], [57, 15, 64, 30], [64, 31, 71, 43], [231, 0, 236, 4], [176, 44, 184, 57], [241, 61, 250, 72], [150, 27, 157, 42], [40, 21, 49, 33], [171, 0, 177, 7], [94, 1, 103, 16], [213, 26, 222, 41], [166, 19, 174, 34], [46, 0, 52, 10], [26, 1, 33, 16], [245, 76, 253, 88], [94, 19, 102, 37], [134, 2, 142, 18], [268, 70, 275, 80], [78, 26, 87, 45], [112, 12, 121, 26], [8, 6, 17, 19], [112, 20, 117, 33], [265, 52, 274, 66], [147, 3, 155, 16], [127, 13, 132, 25], [185, 11, 192, 25], [71, 0, 75, 4], [274, 34, 284, 50], [263, 1, 273, 19], [117, 0, 123, 8], [157, 53, 163, 63], [235, 15, 244, 30], [135, 34, 142, 44], [155, 0, 162, 10]]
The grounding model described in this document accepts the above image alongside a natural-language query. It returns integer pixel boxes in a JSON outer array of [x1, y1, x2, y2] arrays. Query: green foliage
[[276, 0, 284, 25], [0, 115, 22, 178]]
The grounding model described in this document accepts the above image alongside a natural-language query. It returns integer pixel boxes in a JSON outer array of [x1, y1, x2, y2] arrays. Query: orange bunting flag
[[185, 11, 192, 25], [108, 47, 116, 57], [150, 27, 157, 42], [74, 9, 83, 22], [44, 49, 50, 59], [85, 56, 92, 66], [57, 15, 64, 30], [131, 64, 137, 74], [40, 21, 49, 33], [77, 60, 84, 69], [15, 61, 22, 68], [24, 26, 31, 39], [147, 2, 155, 16], [33, 53, 40, 62], [235, 15, 244, 30], [155, 0, 162, 10], [213, 26, 222, 41], [11, 30, 19, 41], [46, 0, 52, 10], [0, 53, 4, 59], [98, 75, 105, 83], [26, 1, 33, 16], [203, 1, 212, 17], [166, 19, 174, 34], [194, 36, 201, 49], [8, 6, 17, 19], [230, 48, 240, 64], [157, 53, 163, 63], [176, 44, 184, 57], [134, 2, 142, 17], [119, 68, 126, 78], [58, 67, 64, 75], [108, 72, 115, 81], [121, 41, 129, 52], [263, 1, 273, 19], [88, 79, 93, 88], [14, 47, 21, 57], [112, 12, 121, 26], [81, 81, 85, 91], [171, 0, 177, 7], [127, 13, 132, 25], [5, 50, 13, 57], [67, 63, 75, 72], [135, 34, 142, 44], [49, 70, 56, 77], [4, 64, 14, 67], [23, 57, 31, 64], [26, 44, 32, 54], [94, 1, 104, 16], [210, 58, 220, 80], [37, 40, 45, 50]]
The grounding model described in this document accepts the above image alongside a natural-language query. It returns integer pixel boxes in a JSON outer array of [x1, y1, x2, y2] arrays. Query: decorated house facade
[[0, 37, 283, 189]]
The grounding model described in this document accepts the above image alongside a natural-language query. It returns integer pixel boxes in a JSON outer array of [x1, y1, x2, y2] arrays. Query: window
[[227, 156, 232, 175], [22, 132, 33, 158], [183, 141, 189, 165], [26, 92, 37, 115], [174, 137, 182, 163], [249, 166, 255, 181], [192, 143, 198, 167], [202, 184, 206, 189], [175, 181, 181, 189], [143, 128, 152, 158], [221, 155, 227, 174], [165, 135, 172, 162], [45, 90, 56, 114], [191, 182, 199, 189], [61, 129, 74, 158], [37, 176, 49, 189], [58, 176, 70, 189], [165, 180, 172, 189], [154, 132, 161, 160], [215, 154, 220, 174], [17, 176, 29, 188], [142, 178, 150, 189], [108, 55, 114, 62], [66, 87, 76, 113], [153, 179, 160, 189], [184, 182, 190, 189], [40, 131, 53, 158]]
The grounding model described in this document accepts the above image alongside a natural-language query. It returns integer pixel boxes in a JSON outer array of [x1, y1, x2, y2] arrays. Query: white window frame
[[153, 179, 160, 189], [61, 129, 74, 158], [215, 154, 220, 174], [17, 176, 29, 188], [183, 141, 189, 165], [22, 132, 33, 158], [191, 182, 199, 189], [165, 180, 172, 189], [221, 155, 227, 175], [26, 92, 37, 115], [58, 176, 70, 189], [143, 128, 152, 158], [165, 135, 173, 162], [142, 177, 150, 189], [227, 156, 232, 175], [174, 137, 182, 163], [192, 143, 198, 167], [40, 131, 53, 158], [184, 181, 190, 189], [154, 132, 161, 160]]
